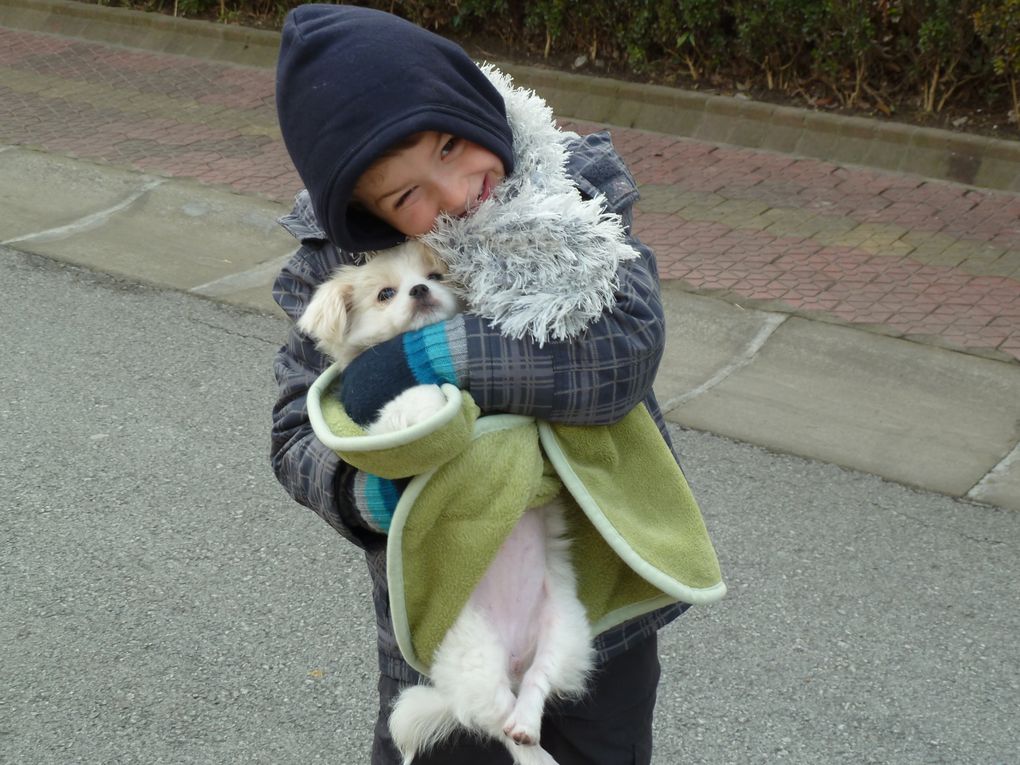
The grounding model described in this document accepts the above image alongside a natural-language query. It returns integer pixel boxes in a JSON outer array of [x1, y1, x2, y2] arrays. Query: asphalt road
[[2, 247, 1018, 764]]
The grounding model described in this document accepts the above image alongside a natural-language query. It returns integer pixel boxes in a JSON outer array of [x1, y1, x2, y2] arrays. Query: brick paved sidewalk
[[2, 26, 1018, 362]]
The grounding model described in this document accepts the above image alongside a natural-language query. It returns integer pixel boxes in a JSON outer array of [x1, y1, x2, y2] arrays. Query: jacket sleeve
[[457, 131, 665, 426], [270, 240, 394, 547]]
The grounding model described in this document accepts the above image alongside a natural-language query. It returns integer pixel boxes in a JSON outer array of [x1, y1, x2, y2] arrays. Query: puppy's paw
[[367, 384, 448, 434], [502, 715, 540, 747]]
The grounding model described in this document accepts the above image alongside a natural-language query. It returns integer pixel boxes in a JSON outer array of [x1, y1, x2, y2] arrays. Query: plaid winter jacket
[[271, 130, 689, 682]]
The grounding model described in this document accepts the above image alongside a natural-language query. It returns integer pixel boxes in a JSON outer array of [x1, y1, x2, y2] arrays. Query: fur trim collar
[[421, 66, 638, 346]]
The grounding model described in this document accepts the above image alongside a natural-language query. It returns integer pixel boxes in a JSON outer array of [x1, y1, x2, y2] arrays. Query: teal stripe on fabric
[[419, 321, 459, 384], [402, 322, 459, 386], [363, 475, 398, 533]]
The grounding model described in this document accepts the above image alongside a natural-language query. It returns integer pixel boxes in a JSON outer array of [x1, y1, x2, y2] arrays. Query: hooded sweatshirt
[[275, 4, 516, 253]]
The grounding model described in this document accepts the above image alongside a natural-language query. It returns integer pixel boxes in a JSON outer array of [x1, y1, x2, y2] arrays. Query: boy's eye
[[377, 287, 396, 302], [393, 189, 413, 210], [441, 137, 459, 158], [427, 272, 443, 281]]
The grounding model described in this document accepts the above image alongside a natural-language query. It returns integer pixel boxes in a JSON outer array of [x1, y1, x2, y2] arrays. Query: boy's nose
[[435, 175, 469, 217]]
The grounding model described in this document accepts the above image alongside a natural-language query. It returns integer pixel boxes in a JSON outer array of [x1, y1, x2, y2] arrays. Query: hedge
[[101, 0, 1020, 125]]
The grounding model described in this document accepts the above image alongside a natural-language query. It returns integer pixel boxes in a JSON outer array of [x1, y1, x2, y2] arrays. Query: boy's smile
[[354, 131, 506, 238]]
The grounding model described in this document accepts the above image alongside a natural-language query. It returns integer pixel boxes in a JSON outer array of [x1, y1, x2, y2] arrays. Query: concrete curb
[[509, 67, 1020, 193], [3, 0, 1018, 193], [1, 145, 1018, 511], [0, 0, 281, 66]]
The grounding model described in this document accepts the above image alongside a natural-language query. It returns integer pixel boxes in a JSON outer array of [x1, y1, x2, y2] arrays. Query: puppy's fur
[[298, 241, 461, 433], [298, 241, 459, 368], [298, 240, 593, 765]]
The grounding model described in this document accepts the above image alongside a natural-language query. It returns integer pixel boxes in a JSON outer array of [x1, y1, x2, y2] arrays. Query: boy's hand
[[337, 327, 457, 426]]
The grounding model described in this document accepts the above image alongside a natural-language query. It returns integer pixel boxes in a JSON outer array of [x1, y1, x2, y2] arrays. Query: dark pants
[[371, 635, 661, 765]]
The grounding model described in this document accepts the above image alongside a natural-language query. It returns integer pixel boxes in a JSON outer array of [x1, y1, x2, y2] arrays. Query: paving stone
[[0, 18, 1016, 366], [668, 316, 1020, 497], [0, 147, 144, 240], [10, 167, 295, 291]]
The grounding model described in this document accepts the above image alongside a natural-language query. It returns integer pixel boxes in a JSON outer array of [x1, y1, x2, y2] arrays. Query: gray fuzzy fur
[[421, 66, 638, 346]]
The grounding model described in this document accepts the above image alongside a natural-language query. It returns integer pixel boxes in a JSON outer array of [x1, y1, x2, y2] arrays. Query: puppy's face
[[298, 241, 461, 366]]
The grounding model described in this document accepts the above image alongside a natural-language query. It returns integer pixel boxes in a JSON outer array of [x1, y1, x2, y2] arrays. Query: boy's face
[[354, 131, 505, 238]]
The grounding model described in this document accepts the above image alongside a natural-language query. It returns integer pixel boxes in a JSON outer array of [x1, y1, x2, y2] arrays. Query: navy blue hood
[[276, 4, 515, 253]]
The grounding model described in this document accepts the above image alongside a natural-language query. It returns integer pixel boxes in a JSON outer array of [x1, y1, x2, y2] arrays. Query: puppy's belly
[[467, 509, 548, 677]]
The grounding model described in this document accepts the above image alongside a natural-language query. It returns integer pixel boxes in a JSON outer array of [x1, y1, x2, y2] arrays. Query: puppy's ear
[[297, 276, 352, 354]]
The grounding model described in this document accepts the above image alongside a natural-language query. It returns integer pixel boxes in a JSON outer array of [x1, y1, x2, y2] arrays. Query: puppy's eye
[[427, 272, 443, 282], [377, 287, 396, 302]]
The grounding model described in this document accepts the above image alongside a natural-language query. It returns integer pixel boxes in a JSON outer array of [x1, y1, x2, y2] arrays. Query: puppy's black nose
[[409, 284, 430, 299]]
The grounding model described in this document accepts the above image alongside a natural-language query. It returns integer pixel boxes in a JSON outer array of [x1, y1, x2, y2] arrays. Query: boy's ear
[[297, 276, 353, 355]]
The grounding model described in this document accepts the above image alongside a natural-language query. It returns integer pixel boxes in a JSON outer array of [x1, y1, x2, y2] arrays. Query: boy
[[271, 5, 691, 762]]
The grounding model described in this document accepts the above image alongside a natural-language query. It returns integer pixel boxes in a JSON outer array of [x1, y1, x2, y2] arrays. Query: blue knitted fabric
[[357, 474, 407, 534], [338, 323, 461, 427]]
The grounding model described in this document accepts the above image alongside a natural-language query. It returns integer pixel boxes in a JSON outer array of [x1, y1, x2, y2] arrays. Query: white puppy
[[298, 240, 461, 433], [298, 240, 593, 765]]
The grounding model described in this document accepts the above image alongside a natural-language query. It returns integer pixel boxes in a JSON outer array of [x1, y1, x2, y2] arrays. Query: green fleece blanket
[[308, 363, 726, 676]]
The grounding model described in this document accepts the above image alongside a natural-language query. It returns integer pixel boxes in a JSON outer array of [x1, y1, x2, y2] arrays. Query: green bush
[[101, 0, 1018, 125], [808, 1, 881, 108], [975, 0, 1020, 122]]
